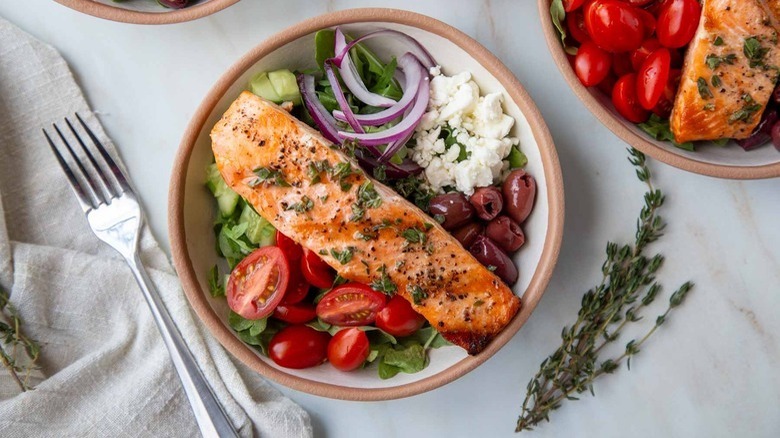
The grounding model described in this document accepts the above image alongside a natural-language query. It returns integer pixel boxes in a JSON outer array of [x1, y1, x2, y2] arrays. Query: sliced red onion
[[331, 28, 437, 71], [355, 149, 423, 178], [334, 29, 397, 108], [338, 76, 430, 147], [297, 74, 341, 144], [324, 61, 364, 133], [333, 53, 425, 126]]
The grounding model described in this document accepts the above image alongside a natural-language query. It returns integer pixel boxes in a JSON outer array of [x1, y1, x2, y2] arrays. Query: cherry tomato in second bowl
[[636, 48, 671, 110], [585, 0, 645, 53], [375, 295, 426, 338], [327, 328, 370, 371], [575, 41, 613, 87], [269, 325, 331, 369], [657, 0, 702, 49], [227, 246, 289, 320], [301, 248, 336, 289], [316, 283, 387, 326], [612, 73, 650, 123]]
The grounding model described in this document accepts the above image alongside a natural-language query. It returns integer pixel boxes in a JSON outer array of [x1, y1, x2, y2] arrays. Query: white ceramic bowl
[[537, 0, 780, 179], [55, 0, 239, 24], [169, 8, 564, 400]]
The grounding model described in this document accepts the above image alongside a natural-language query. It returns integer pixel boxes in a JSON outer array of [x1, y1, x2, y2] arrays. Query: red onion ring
[[297, 74, 341, 144], [324, 61, 364, 133]]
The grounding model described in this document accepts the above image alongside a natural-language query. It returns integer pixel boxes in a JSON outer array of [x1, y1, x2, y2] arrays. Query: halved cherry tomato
[[585, 0, 645, 53], [301, 249, 335, 289], [566, 9, 591, 44], [327, 328, 370, 371], [564, 0, 586, 12], [269, 325, 330, 369], [657, 0, 701, 49], [612, 52, 634, 76], [273, 303, 317, 324], [375, 295, 426, 337], [276, 231, 302, 261], [612, 73, 650, 123], [281, 264, 310, 305], [575, 41, 612, 87], [652, 68, 682, 118], [630, 38, 662, 71], [227, 246, 289, 320], [636, 48, 671, 110], [316, 283, 387, 326]]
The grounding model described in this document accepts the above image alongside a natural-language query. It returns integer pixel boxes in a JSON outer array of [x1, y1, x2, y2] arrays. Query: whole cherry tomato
[[652, 68, 682, 118], [585, 0, 645, 53], [657, 0, 701, 48], [564, 0, 586, 12], [300, 249, 335, 289], [597, 72, 618, 95], [566, 9, 591, 44], [575, 41, 613, 86], [375, 295, 426, 337], [630, 38, 662, 71], [268, 325, 330, 369], [635, 8, 657, 38], [636, 48, 671, 110], [612, 52, 634, 76], [273, 302, 317, 324], [612, 73, 650, 123], [276, 231, 303, 261], [327, 328, 370, 371]]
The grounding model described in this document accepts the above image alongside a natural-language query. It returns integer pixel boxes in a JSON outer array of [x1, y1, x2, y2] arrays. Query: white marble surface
[[2, 1, 778, 437]]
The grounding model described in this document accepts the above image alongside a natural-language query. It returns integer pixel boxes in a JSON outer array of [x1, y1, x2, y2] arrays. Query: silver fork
[[43, 114, 240, 438]]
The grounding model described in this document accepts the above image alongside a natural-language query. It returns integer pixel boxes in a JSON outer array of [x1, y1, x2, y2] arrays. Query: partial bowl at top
[[537, 0, 780, 179], [54, 0, 239, 24], [169, 8, 564, 400]]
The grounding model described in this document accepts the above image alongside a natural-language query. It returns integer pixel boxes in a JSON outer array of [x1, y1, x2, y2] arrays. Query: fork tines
[[43, 114, 130, 211]]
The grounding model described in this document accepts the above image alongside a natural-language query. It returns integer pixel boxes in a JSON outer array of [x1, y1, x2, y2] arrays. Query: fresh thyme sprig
[[516, 148, 693, 432], [0, 287, 41, 392]]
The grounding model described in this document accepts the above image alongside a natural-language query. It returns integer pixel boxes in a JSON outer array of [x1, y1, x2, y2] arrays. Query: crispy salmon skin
[[670, 0, 780, 143], [211, 92, 521, 355]]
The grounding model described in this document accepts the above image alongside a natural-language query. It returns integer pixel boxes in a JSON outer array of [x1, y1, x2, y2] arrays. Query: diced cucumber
[[249, 69, 301, 105], [267, 70, 301, 104], [238, 204, 276, 246], [249, 72, 281, 102], [206, 163, 240, 217], [508, 146, 528, 169]]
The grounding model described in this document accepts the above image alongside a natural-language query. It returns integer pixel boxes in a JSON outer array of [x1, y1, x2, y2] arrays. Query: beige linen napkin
[[0, 17, 311, 438]]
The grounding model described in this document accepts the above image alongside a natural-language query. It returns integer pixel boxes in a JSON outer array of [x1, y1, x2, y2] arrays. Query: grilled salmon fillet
[[211, 92, 521, 355], [670, 0, 780, 143]]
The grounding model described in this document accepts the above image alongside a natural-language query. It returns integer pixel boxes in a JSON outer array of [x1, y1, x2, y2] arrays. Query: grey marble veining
[[2, 0, 778, 436]]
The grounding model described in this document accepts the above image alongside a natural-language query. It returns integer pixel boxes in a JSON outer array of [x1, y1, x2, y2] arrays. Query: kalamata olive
[[502, 169, 536, 224], [157, 0, 189, 8], [429, 193, 475, 230], [469, 236, 518, 285], [469, 186, 503, 221], [737, 109, 777, 151], [771, 120, 780, 152], [485, 215, 525, 253], [452, 223, 484, 248]]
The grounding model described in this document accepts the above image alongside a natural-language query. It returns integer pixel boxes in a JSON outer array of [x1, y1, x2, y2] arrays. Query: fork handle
[[128, 254, 240, 438]]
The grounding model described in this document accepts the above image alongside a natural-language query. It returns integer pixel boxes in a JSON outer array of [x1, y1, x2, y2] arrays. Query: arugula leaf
[[228, 311, 256, 332], [229, 312, 277, 355], [207, 265, 225, 298], [637, 114, 694, 152], [381, 344, 427, 375], [217, 222, 255, 268], [314, 29, 336, 71]]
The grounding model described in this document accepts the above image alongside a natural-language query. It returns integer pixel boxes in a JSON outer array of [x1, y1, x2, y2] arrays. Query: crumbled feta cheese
[[410, 67, 521, 195]]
